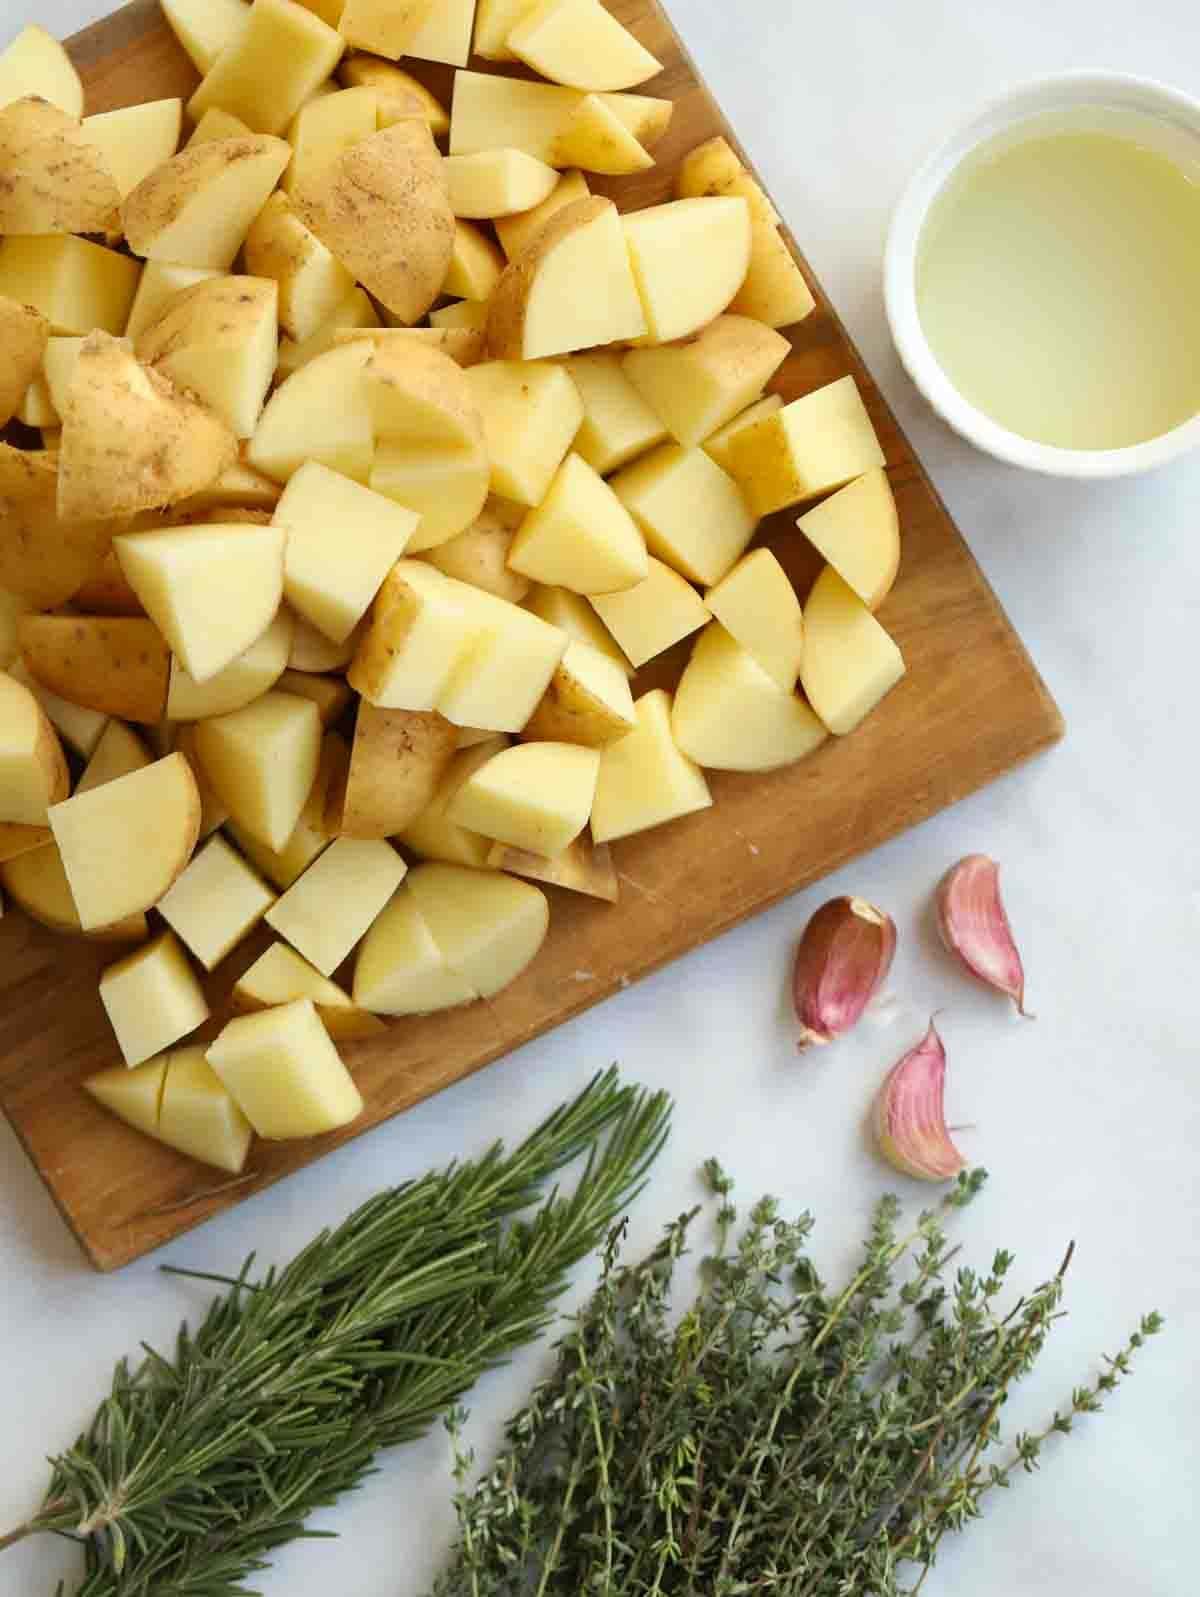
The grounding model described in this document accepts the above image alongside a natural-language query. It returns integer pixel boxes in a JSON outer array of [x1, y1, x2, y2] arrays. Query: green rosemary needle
[[1, 1067, 671, 1597], [433, 1163, 1162, 1597]]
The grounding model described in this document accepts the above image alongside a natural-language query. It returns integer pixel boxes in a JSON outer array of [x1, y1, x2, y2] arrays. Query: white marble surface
[[2, 1, 1198, 1593]]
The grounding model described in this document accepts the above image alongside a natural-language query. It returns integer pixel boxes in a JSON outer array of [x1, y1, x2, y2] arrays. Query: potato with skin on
[[406, 862, 549, 998], [445, 150, 559, 220], [430, 300, 489, 333], [622, 316, 790, 450], [591, 687, 712, 845], [100, 930, 209, 1067], [487, 199, 646, 361], [703, 394, 783, 474], [799, 565, 906, 736], [467, 361, 584, 506], [207, 998, 363, 1139], [437, 585, 568, 734], [449, 72, 656, 173], [0, 97, 121, 236], [277, 462, 418, 644], [7, 656, 108, 758], [275, 669, 352, 726], [562, 352, 667, 476], [122, 136, 293, 272], [248, 340, 374, 486], [353, 882, 478, 1016], [369, 443, 492, 551], [508, 454, 648, 596], [331, 701, 457, 838], [123, 263, 221, 343], [422, 503, 531, 605], [338, 55, 449, 135], [156, 832, 276, 969], [162, 0, 249, 76], [495, 168, 589, 260], [0, 25, 83, 116], [114, 522, 285, 686], [337, 0, 434, 58], [50, 753, 201, 930], [59, 335, 238, 524], [71, 552, 144, 618], [193, 690, 321, 852], [265, 836, 407, 976], [17, 616, 170, 725], [729, 375, 886, 517], [226, 727, 345, 889], [188, 0, 344, 136], [444, 221, 506, 303], [486, 834, 618, 903], [284, 85, 378, 199], [366, 339, 485, 453], [82, 100, 183, 200], [1, 840, 147, 941], [705, 548, 805, 692], [167, 608, 292, 721], [672, 623, 828, 773], [349, 560, 482, 712], [622, 198, 753, 345], [244, 192, 356, 343], [233, 942, 386, 1041], [0, 447, 111, 610], [524, 585, 634, 677], [795, 468, 901, 612], [339, 322, 487, 368], [450, 740, 600, 856], [589, 556, 710, 670], [173, 459, 282, 517], [0, 587, 32, 670], [0, 822, 52, 865], [277, 287, 381, 376], [0, 669, 69, 826], [397, 733, 508, 869], [611, 443, 757, 588], [550, 95, 652, 175], [186, 106, 253, 146], [0, 236, 140, 338], [522, 638, 636, 749], [0, 297, 48, 429], [293, 118, 454, 326], [507, 0, 662, 93]]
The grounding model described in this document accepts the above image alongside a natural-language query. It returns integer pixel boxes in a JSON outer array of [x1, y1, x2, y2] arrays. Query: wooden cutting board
[[0, 0, 1064, 1271]]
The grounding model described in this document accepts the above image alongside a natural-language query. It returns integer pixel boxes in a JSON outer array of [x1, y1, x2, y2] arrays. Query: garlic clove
[[936, 854, 1030, 1015], [872, 1020, 965, 1182], [793, 895, 896, 1049]]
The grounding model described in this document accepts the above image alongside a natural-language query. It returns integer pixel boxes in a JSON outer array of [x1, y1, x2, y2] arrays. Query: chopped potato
[[207, 998, 363, 1139], [705, 548, 805, 692], [436, 584, 568, 734], [0, 235, 140, 337], [225, 727, 344, 889], [406, 862, 549, 999], [522, 639, 636, 748], [123, 262, 220, 342], [0, 96, 120, 236], [795, 468, 900, 611], [486, 834, 618, 902], [0, 668, 69, 826], [450, 740, 600, 857], [672, 623, 828, 772], [422, 502, 531, 605], [591, 687, 712, 844], [122, 135, 292, 271], [167, 609, 293, 721], [611, 443, 757, 588], [799, 565, 906, 736], [495, 168, 590, 259], [352, 882, 479, 1016], [284, 85, 378, 199], [445, 149, 559, 219], [249, 339, 374, 485], [508, 0, 661, 93], [525, 585, 635, 677], [623, 315, 790, 449], [156, 832, 276, 970], [17, 615, 170, 725], [188, 0, 344, 136], [508, 453, 648, 596], [8, 656, 109, 759], [82, 99, 183, 200], [193, 690, 322, 852], [444, 220, 506, 303], [404, 0, 476, 67], [334, 701, 457, 838], [1, 839, 146, 941], [622, 197, 752, 344], [275, 669, 352, 726], [590, 556, 710, 669], [0, 296, 49, 429], [397, 734, 509, 869], [233, 942, 386, 1041], [703, 394, 783, 473], [265, 836, 407, 976], [0, 24, 84, 116], [244, 191, 356, 343], [727, 375, 886, 516], [158, 1046, 255, 1171], [99, 929, 210, 1067], [338, 55, 449, 135], [562, 352, 667, 476], [369, 441, 492, 550], [84, 1056, 168, 1140], [466, 361, 584, 506], [349, 560, 482, 712], [277, 287, 381, 376], [135, 276, 279, 439], [161, 0, 249, 76]]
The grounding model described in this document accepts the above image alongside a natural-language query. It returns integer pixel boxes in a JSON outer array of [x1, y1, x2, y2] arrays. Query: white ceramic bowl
[[884, 71, 1200, 478]]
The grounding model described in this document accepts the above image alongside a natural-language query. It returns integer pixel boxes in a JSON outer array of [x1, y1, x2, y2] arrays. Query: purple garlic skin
[[936, 855, 1030, 1015], [794, 896, 897, 1049], [872, 1020, 966, 1183]]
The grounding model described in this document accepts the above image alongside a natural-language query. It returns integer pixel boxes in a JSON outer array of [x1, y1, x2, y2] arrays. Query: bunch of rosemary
[[0, 1068, 671, 1597], [434, 1163, 1162, 1597]]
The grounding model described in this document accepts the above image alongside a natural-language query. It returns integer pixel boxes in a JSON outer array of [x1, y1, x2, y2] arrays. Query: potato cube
[[437, 586, 567, 733], [244, 191, 356, 343], [188, 0, 345, 137], [622, 197, 752, 344], [591, 688, 711, 844], [123, 262, 221, 341], [589, 558, 709, 670], [193, 691, 322, 852], [523, 639, 635, 748], [248, 338, 374, 485], [159, 1046, 254, 1171], [207, 999, 363, 1139], [115, 522, 286, 685], [337, 55, 450, 134], [422, 503, 531, 605], [508, 454, 647, 595], [467, 361, 584, 506], [186, 107, 253, 146], [524, 585, 634, 676], [486, 834, 618, 902], [622, 316, 790, 449], [349, 561, 482, 711], [474, 0, 539, 59], [562, 352, 667, 476], [672, 623, 828, 773], [225, 728, 342, 888], [1, 838, 146, 940], [334, 702, 458, 838], [450, 740, 600, 856], [703, 394, 782, 474], [277, 287, 381, 376], [728, 376, 886, 516], [405, 862, 549, 998], [397, 734, 509, 869], [0, 668, 68, 826], [364, 338, 484, 453], [277, 463, 418, 644], [233, 942, 386, 1040], [82, 99, 183, 200], [446, 149, 559, 219], [705, 548, 805, 691], [100, 929, 210, 1066], [611, 444, 756, 587], [404, 0, 475, 67], [443, 220, 506, 303], [289, 612, 359, 672], [265, 837, 407, 975], [122, 135, 293, 272], [795, 467, 901, 612], [162, 0, 249, 75], [799, 565, 906, 736], [84, 1056, 167, 1139], [284, 85, 377, 198], [352, 883, 479, 1015], [495, 168, 590, 259], [0, 235, 140, 336], [74, 722, 151, 797], [507, 0, 662, 94], [166, 609, 292, 721], [552, 93, 652, 175], [0, 23, 83, 116], [157, 833, 276, 969], [369, 442, 491, 551], [50, 755, 201, 930]]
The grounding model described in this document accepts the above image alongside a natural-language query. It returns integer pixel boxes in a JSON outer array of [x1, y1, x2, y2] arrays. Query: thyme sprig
[[434, 1164, 1161, 1597], [2, 1068, 671, 1597]]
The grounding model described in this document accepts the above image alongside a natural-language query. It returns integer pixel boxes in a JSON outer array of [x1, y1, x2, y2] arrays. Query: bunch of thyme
[[434, 1163, 1161, 1597], [0, 1068, 671, 1597]]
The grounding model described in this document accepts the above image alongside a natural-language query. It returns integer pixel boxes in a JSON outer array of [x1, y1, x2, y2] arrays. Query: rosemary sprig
[[2, 1068, 671, 1597], [433, 1163, 1162, 1597]]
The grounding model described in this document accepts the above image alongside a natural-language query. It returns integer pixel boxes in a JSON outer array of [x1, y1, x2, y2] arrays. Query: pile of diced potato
[[0, 0, 907, 1177]]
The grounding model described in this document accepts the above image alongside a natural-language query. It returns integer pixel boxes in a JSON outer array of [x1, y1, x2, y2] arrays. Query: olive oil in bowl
[[916, 126, 1200, 451]]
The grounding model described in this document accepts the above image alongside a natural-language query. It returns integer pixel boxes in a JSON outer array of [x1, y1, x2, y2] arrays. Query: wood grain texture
[[0, 0, 1064, 1271]]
